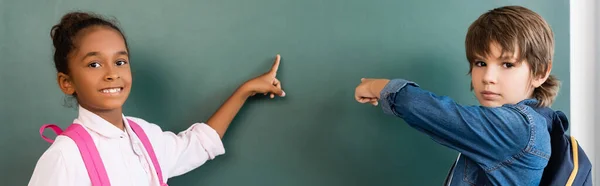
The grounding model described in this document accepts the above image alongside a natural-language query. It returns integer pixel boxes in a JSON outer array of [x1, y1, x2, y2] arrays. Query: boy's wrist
[[371, 79, 390, 99]]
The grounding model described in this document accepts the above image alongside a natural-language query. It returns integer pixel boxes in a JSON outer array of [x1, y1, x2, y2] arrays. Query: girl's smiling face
[[58, 26, 132, 112]]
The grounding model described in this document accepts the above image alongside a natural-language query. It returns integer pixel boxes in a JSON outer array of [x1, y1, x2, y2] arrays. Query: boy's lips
[[481, 91, 500, 100]]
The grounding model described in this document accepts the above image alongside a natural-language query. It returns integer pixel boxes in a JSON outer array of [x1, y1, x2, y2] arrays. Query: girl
[[29, 12, 285, 186], [354, 6, 559, 186]]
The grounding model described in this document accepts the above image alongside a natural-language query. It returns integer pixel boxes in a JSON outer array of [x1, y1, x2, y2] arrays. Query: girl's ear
[[57, 72, 76, 95], [532, 61, 552, 88]]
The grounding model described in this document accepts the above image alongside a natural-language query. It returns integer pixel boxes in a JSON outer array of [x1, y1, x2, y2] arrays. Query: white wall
[[570, 0, 598, 184], [597, 1, 599, 183], [596, 0, 599, 182]]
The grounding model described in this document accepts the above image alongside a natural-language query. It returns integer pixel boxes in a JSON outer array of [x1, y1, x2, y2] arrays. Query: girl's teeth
[[101, 88, 121, 93]]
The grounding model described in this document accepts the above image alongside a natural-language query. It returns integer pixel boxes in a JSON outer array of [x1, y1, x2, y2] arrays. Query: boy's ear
[[57, 72, 76, 95], [532, 61, 552, 88]]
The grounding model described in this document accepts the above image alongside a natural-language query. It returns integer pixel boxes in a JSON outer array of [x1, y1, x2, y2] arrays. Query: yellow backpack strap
[[566, 136, 579, 186]]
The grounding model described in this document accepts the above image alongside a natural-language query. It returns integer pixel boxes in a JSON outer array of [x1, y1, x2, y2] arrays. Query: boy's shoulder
[[494, 99, 553, 133], [502, 98, 550, 121]]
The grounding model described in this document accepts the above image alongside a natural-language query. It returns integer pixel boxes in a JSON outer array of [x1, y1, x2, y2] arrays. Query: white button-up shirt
[[28, 106, 226, 186]]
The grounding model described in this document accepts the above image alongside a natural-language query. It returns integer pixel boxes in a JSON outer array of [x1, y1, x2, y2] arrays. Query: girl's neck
[[83, 106, 125, 131], [99, 111, 125, 131]]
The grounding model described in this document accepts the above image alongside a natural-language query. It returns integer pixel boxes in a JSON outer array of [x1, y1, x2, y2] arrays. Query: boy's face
[[59, 26, 132, 112], [471, 43, 535, 107]]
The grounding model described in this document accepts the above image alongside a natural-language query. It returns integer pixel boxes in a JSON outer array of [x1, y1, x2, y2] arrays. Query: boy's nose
[[483, 68, 498, 84]]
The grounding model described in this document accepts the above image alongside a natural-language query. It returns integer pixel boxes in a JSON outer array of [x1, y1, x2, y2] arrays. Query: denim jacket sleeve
[[379, 79, 533, 166]]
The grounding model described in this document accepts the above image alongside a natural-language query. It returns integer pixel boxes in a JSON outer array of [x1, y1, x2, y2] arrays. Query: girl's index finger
[[269, 54, 281, 75]]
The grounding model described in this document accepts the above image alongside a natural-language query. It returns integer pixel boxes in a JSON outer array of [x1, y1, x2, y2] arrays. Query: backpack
[[443, 107, 593, 186], [535, 107, 593, 186], [39, 119, 168, 186]]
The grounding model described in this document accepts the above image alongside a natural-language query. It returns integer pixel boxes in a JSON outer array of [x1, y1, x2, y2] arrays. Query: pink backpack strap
[[127, 119, 168, 186], [62, 124, 111, 186], [40, 124, 64, 143], [40, 124, 110, 186]]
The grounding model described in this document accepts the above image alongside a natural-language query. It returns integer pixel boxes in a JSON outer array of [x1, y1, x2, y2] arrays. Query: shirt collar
[[75, 105, 128, 139], [515, 98, 539, 107]]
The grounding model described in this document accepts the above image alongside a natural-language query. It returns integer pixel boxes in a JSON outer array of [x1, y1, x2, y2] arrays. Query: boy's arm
[[356, 78, 535, 166]]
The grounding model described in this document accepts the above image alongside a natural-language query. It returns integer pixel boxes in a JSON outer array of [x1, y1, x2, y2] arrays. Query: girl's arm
[[28, 142, 75, 186], [156, 55, 285, 177], [206, 54, 285, 138]]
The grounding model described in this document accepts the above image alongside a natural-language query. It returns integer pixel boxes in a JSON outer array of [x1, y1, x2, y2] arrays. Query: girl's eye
[[88, 62, 101, 68], [116, 60, 128, 66], [474, 61, 486, 67], [503, 62, 515, 68]]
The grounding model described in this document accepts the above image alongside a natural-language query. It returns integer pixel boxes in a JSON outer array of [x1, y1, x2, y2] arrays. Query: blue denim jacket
[[379, 79, 551, 186]]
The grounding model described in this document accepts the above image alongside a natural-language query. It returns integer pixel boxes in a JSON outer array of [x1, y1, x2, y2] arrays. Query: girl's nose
[[104, 71, 120, 81]]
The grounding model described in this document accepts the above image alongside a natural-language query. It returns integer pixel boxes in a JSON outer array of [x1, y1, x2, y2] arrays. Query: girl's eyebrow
[[81, 50, 129, 61], [115, 51, 128, 56], [81, 51, 99, 61]]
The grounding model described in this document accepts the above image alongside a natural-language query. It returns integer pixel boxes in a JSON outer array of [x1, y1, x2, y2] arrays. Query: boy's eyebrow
[[498, 53, 518, 61], [473, 54, 486, 61]]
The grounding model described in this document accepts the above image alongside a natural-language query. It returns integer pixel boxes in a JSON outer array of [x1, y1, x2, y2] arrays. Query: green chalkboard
[[0, 0, 569, 185]]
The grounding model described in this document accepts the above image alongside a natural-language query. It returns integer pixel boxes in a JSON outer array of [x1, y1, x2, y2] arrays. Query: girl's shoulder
[[123, 116, 168, 141], [124, 116, 165, 131], [124, 116, 158, 130], [38, 133, 83, 167]]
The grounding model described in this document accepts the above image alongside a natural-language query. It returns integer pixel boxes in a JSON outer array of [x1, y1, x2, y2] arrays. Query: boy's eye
[[503, 62, 515, 68], [88, 62, 101, 68], [116, 60, 128, 66], [474, 61, 486, 67]]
